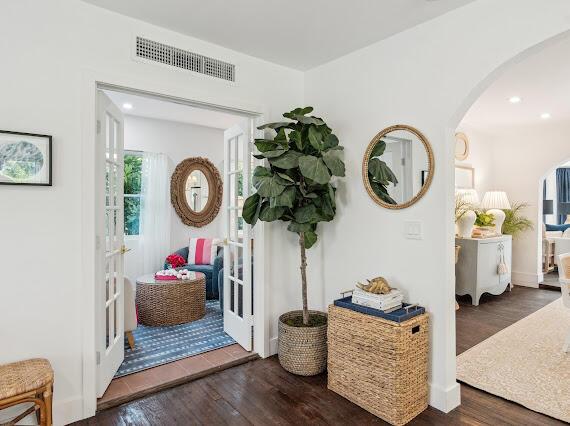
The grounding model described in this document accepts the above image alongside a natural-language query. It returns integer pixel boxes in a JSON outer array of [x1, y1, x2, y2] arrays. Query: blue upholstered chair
[[165, 246, 223, 300]]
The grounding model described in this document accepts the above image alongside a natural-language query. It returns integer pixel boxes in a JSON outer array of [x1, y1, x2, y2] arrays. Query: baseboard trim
[[429, 381, 461, 413], [269, 336, 278, 356], [55, 396, 84, 425], [511, 271, 541, 288]]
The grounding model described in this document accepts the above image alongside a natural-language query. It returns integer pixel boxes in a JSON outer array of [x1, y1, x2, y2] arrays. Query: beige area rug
[[457, 298, 570, 423]]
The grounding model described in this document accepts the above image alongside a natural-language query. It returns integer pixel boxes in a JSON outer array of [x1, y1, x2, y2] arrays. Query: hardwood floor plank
[[73, 285, 563, 426]]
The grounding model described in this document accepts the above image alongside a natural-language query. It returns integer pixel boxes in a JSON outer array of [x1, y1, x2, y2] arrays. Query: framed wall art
[[0, 130, 52, 186], [455, 165, 474, 189]]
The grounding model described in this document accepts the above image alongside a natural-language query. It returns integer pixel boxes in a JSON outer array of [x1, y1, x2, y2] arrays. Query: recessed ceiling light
[[540, 112, 551, 119], [508, 96, 522, 104], [122, 103, 133, 110]]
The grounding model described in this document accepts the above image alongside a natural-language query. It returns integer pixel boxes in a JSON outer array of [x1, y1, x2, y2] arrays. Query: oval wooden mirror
[[362, 124, 434, 209], [171, 157, 223, 227]]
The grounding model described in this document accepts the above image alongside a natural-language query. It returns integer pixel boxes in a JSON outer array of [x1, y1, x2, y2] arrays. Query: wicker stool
[[0, 358, 53, 426]]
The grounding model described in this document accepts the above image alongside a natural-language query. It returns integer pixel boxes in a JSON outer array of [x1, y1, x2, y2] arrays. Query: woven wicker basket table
[[136, 272, 206, 326], [327, 304, 429, 426]]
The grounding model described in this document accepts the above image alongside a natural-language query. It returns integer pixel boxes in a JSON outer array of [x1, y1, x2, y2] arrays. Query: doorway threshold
[[97, 344, 257, 411]]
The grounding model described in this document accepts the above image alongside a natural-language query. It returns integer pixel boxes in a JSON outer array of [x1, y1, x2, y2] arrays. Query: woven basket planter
[[278, 310, 328, 376]]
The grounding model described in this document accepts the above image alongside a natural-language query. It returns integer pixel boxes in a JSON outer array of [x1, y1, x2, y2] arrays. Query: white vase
[[457, 210, 476, 238]]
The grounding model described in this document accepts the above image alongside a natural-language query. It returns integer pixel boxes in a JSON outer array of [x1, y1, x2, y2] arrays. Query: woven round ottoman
[[136, 272, 206, 326]]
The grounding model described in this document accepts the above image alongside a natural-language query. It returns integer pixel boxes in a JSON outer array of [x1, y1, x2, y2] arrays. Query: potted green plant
[[502, 202, 534, 237], [242, 106, 345, 376]]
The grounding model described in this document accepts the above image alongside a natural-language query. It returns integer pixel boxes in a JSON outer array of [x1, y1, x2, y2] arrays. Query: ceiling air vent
[[135, 36, 235, 82]]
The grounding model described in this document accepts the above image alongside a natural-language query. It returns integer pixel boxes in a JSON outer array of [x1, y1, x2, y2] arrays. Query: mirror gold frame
[[170, 157, 223, 227], [362, 124, 435, 210]]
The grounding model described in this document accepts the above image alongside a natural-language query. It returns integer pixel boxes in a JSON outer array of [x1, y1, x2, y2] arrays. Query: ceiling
[[462, 36, 570, 128], [104, 90, 245, 129], [83, 0, 473, 70]]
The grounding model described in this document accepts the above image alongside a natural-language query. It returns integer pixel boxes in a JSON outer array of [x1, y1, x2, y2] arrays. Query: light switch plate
[[404, 221, 423, 240]]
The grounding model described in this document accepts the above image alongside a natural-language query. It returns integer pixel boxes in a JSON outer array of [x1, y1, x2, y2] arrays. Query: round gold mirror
[[362, 124, 434, 209], [171, 157, 222, 227]]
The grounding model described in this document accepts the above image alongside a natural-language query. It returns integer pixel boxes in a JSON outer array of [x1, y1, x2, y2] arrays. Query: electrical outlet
[[404, 221, 422, 240]]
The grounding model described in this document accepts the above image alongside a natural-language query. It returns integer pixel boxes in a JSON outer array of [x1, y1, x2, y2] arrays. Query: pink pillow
[[188, 238, 220, 265]]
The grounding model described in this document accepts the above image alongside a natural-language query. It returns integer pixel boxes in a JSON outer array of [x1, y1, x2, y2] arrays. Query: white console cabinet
[[455, 235, 512, 306]]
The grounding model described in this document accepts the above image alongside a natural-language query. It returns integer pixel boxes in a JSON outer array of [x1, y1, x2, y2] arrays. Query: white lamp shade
[[481, 191, 511, 210], [455, 189, 480, 206]]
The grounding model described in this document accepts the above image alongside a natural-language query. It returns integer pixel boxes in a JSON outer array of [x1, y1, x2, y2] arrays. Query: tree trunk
[[299, 232, 309, 326]]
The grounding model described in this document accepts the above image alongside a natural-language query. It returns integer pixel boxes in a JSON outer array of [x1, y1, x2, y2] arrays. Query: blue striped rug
[[115, 300, 235, 377]]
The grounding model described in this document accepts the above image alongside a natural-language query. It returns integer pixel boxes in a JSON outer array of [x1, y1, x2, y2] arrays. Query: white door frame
[[80, 70, 270, 419]]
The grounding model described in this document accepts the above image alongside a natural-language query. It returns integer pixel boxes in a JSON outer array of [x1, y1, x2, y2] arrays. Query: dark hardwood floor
[[75, 286, 563, 426]]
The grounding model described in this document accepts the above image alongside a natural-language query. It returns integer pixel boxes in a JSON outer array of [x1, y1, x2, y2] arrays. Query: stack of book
[[351, 288, 404, 312]]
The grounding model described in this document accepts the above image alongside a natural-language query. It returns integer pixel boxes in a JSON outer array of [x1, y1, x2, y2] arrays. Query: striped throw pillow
[[188, 238, 220, 265]]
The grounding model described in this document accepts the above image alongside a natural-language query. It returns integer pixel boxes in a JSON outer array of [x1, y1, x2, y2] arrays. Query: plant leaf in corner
[[298, 155, 331, 185]]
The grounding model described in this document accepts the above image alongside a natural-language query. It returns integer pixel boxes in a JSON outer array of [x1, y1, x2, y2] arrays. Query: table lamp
[[481, 191, 511, 235]]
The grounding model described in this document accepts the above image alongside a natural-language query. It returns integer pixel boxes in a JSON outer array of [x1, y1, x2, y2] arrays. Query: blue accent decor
[[545, 223, 570, 232], [115, 300, 234, 378], [334, 296, 425, 323], [556, 168, 570, 224]]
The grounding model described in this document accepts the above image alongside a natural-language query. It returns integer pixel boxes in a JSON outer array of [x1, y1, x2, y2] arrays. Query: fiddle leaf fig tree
[[242, 107, 345, 326]]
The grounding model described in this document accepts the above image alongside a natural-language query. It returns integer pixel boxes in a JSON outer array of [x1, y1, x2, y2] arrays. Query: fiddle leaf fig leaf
[[284, 107, 313, 119], [368, 158, 398, 185], [308, 126, 323, 150], [294, 203, 318, 223], [261, 148, 288, 158], [303, 231, 318, 249], [296, 115, 325, 126], [259, 204, 286, 222], [276, 172, 295, 183], [370, 181, 397, 205], [322, 149, 345, 177], [257, 122, 292, 130], [323, 133, 339, 150], [254, 138, 287, 153], [298, 155, 331, 185], [253, 167, 287, 197], [271, 186, 296, 208], [369, 140, 386, 159], [289, 130, 303, 150], [242, 193, 262, 225], [270, 150, 303, 169], [287, 221, 313, 233]]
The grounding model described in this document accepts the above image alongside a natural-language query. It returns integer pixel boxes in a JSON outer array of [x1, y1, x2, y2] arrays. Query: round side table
[[135, 272, 206, 326]]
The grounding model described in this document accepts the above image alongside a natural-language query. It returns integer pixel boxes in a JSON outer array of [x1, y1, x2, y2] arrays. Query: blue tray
[[333, 296, 425, 323]]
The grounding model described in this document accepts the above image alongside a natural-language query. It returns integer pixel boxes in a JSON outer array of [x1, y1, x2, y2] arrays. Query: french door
[[223, 123, 253, 351], [96, 91, 126, 397]]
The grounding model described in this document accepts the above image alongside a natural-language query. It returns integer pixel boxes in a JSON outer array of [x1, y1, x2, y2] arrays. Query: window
[[124, 151, 142, 235]]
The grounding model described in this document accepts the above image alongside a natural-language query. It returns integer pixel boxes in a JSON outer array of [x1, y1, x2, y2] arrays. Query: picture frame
[[0, 130, 52, 186], [455, 165, 474, 189]]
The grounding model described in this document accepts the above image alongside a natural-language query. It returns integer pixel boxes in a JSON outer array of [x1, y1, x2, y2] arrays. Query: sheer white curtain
[[140, 152, 171, 274]]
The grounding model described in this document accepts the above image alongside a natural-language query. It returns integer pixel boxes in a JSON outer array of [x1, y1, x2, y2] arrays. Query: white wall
[[304, 0, 570, 413], [455, 123, 495, 197], [0, 1, 302, 424], [122, 115, 226, 284]]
